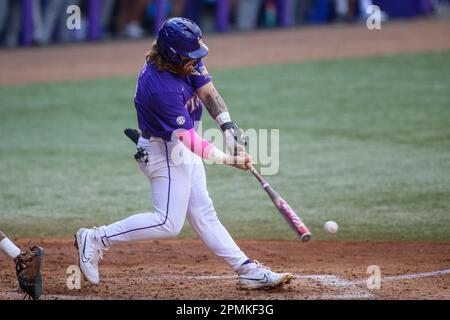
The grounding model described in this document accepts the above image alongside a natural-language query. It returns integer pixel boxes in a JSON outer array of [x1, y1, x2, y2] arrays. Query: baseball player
[[0, 230, 44, 299], [75, 17, 293, 290]]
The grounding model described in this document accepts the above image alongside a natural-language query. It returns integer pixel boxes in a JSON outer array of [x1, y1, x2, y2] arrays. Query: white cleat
[[74, 228, 104, 285], [237, 261, 294, 290]]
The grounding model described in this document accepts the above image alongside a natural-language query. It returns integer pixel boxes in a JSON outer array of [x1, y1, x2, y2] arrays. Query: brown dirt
[[1, 239, 449, 300], [0, 18, 449, 86]]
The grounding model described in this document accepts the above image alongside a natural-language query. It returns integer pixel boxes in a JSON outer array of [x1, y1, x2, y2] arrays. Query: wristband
[[215, 112, 231, 126], [220, 121, 236, 131]]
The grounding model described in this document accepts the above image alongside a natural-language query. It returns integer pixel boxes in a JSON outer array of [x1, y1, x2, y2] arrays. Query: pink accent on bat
[[279, 199, 309, 233], [298, 225, 310, 234], [175, 128, 214, 159]]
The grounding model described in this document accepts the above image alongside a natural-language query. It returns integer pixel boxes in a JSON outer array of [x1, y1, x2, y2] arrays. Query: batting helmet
[[156, 17, 209, 66]]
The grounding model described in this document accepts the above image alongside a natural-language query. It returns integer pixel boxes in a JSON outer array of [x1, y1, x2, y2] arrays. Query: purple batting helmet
[[156, 17, 209, 66]]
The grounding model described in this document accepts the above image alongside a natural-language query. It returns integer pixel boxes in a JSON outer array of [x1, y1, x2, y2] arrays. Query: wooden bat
[[247, 164, 312, 242]]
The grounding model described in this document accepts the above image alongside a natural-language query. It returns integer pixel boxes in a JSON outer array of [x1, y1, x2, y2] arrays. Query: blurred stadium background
[[0, 0, 449, 47]]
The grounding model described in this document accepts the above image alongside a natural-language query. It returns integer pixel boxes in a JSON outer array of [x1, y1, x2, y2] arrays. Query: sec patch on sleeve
[[176, 116, 186, 125]]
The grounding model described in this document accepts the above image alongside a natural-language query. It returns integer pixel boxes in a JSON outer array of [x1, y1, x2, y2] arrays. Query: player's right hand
[[226, 152, 252, 171], [223, 122, 247, 156]]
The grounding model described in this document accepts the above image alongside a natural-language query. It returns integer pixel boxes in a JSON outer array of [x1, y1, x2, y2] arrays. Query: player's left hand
[[223, 122, 247, 156]]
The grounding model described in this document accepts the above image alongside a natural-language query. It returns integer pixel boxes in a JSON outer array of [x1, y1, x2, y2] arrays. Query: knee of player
[[161, 216, 184, 237], [165, 224, 183, 237]]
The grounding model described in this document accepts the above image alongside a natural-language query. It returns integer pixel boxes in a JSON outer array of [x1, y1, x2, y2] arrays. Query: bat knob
[[300, 233, 312, 242]]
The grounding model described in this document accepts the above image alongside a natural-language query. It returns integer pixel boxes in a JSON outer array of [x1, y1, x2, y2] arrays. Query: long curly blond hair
[[145, 41, 194, 76]]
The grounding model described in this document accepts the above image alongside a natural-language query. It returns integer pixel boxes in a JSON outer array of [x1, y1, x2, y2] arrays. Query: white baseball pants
[[97, 137, 249, 271]]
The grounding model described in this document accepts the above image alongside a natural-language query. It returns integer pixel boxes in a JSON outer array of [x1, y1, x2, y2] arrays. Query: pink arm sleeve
[[175, 128, 218, 160]]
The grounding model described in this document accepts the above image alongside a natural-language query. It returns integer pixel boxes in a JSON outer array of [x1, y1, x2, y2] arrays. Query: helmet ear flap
[[156, 41, 182, 66], [168, 47, 182, 65], [164, 47, 182, 66]]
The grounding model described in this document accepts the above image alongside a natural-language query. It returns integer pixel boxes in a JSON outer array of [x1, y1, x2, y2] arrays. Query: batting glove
[[221, 121, 247, 156], [134, 147, 149, 164]]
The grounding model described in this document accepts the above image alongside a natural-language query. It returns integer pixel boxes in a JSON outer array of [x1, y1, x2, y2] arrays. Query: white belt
[[149, 136, 165, 142]]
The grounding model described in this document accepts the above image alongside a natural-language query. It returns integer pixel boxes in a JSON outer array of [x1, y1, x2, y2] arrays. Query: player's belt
[[142, 131, 165, 142], [141, 131, 152, 139]]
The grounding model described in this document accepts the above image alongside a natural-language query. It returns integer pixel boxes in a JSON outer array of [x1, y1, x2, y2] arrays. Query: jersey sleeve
[[152, 91, 193, 133], [190, 59, 212, 90]]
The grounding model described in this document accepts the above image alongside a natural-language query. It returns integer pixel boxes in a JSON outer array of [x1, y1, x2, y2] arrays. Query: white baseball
[[324, 221, 339, 234]]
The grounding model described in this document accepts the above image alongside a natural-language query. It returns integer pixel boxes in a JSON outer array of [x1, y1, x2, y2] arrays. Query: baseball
[[324, 221, 339, 234]]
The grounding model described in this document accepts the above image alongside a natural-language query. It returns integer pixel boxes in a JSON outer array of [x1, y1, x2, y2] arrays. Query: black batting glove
[[134, 147, 149, 164]]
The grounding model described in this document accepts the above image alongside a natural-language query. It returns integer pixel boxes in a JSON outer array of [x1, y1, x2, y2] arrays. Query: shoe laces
[[89, 227, 108, 264], [89, 245, 106, 266], [252, 260, 271, 271]]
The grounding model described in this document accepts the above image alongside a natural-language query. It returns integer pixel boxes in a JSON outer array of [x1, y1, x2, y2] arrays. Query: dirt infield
[[1, 239, 449, 300], [0, 18, 449, 86]]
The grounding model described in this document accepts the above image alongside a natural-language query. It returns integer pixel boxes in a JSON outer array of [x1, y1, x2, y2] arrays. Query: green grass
[[1, 51, 449, 241]]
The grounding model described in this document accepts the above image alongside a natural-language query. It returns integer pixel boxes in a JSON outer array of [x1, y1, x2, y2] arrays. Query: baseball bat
[[247, 164, 312, 242]]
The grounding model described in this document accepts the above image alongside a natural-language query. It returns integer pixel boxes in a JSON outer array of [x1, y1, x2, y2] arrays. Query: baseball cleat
[[74, 228, 104, 285], [237, 261, 294, 290]]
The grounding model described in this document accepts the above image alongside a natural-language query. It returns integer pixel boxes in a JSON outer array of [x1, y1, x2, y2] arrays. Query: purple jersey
[[134, 59, 212, 141]]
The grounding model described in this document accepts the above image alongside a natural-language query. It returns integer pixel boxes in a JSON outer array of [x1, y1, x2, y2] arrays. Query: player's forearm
[[197, 83, 234, 127], [197, 83, 246, 154], [175, 128, 229, 164], [203, 88, 229, 121], [204, 92, 238, 131], [0, 236, 20, 259]]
